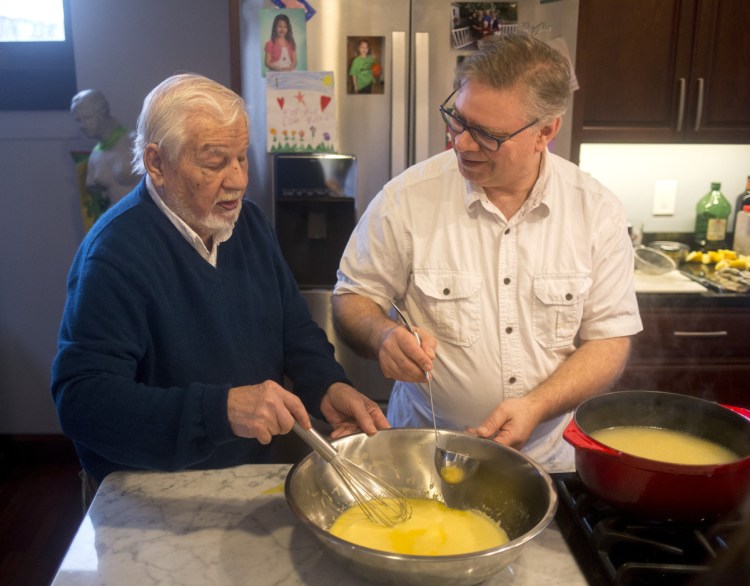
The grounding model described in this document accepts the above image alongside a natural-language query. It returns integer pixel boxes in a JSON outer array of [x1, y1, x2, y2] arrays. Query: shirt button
[[565, 293, 573, 300], [503, 277, 511, 285], [505, 326, 513, 334], [443, 288, 450, 295], [505, 228, 511, 235], [508, 376, 517, 384]]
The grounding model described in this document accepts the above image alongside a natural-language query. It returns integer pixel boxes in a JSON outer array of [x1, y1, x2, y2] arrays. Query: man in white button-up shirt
[[332, 34, 642, 472]]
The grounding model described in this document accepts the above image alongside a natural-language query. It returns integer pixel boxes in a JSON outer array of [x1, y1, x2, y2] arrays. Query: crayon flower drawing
[[266, 71, 336, 153]]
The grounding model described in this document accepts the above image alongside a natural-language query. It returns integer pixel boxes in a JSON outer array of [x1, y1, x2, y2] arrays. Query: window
[[0, 0, 77, 110]]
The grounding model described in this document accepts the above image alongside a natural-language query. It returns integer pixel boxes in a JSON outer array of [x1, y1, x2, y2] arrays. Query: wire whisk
[[293, 423, 412, 527]]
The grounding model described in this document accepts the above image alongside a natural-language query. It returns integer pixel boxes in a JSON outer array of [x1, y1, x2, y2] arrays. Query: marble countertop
[[633, 269, 708, 293], [52, 464, 588, 586]]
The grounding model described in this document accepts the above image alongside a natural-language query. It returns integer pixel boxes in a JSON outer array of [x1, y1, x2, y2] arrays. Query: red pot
[[563, 390, 750, 522]]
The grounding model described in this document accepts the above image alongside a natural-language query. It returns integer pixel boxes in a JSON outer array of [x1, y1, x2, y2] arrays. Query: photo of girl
[[265, 14, 298, 72], [347, 37, 384, 95]]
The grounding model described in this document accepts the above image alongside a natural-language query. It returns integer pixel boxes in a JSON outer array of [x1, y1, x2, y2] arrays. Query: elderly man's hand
[[227, 381, 311, 444], [320, 382, 390, 439]]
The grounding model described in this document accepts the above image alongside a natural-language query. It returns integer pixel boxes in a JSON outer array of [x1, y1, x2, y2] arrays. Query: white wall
[[0, 0, 230, 434], [579, 144, 750, 236]]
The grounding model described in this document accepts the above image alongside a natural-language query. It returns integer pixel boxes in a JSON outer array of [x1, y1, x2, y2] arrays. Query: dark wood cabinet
[[571, 0, 750, 162], [615, 305, 750, 407]]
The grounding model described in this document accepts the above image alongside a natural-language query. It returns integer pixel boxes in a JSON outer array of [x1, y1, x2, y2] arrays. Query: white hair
[[131, 73, 249, 175]]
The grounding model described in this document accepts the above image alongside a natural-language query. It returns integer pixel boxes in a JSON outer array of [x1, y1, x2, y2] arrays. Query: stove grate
[[553, 473, 737, 585]]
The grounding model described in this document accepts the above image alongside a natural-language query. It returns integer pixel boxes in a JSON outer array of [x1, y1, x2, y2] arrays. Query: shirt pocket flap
[[533, 275, 592, 305], [414, 271, 482, 300]]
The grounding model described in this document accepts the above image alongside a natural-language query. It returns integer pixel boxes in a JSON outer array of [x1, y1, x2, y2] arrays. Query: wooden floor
[[0, 435, 83, 586]]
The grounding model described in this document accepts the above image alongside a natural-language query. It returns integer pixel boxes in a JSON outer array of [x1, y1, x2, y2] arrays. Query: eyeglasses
[[439, 88, 538, 152]]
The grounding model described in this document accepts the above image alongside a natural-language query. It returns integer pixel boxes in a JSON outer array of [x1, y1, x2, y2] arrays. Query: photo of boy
[[346, 36, 384, 95]]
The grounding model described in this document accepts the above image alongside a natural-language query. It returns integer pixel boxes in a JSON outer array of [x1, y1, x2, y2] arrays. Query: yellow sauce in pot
[[590, 426, 740, 465], [329, 498, 509, 556]]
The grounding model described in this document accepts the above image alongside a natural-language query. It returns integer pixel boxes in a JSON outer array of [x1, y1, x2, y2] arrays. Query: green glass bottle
[[694, 182, 731, 250]]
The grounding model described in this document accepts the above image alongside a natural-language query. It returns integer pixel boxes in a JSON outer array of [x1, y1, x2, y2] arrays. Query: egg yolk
[[329, 498, 509, 556]]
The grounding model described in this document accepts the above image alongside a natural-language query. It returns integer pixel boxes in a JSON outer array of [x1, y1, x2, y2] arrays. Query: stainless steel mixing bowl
[[285, 428, 557, 586]]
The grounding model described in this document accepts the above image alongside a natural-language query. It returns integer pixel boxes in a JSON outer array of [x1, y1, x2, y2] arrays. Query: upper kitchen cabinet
[[571, 0, 750, 162]]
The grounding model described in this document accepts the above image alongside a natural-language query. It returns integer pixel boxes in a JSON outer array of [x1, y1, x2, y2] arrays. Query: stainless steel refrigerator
[[237, 0, 578, 401], [239, 0, 573, 217]]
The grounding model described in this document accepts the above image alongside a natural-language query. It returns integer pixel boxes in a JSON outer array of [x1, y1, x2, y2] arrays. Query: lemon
[[685, 249, 744, 265], [728, 258, 748, 270]]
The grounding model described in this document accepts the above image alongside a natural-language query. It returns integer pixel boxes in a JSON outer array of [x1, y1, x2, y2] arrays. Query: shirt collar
[[461, 149, 552, 220], [145, 176, 219, 267], [526, 149, 550, 210], [463, 178, 486, 210]]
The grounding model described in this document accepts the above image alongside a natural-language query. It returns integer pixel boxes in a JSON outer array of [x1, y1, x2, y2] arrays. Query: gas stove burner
[[552, 473, 739, 585]]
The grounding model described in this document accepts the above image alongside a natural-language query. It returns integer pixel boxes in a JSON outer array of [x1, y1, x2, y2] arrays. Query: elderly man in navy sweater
[[52, 73, 388, 492]]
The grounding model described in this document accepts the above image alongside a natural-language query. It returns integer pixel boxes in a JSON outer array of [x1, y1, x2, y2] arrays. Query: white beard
[[169, 193, 243, 244]]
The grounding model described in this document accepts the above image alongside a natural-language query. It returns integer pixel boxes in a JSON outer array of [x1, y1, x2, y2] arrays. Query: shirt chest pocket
[[532, 274, 592, 348], [413, 270, 482, 346]]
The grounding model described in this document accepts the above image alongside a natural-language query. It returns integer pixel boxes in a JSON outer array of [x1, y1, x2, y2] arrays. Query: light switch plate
[[653, 179, 678, 216]]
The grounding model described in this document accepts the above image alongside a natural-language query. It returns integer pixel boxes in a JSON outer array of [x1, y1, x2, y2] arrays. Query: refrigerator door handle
[[414, 32, 430, 165], [391, 31, 408, 178]]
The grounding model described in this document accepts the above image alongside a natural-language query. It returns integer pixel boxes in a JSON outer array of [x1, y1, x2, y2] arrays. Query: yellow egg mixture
[[591, 426, 740, 465], [329, 498, 509, 556]]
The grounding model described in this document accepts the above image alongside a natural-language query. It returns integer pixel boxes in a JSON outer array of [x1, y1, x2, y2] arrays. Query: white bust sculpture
[[70, 89, 140, 205]]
